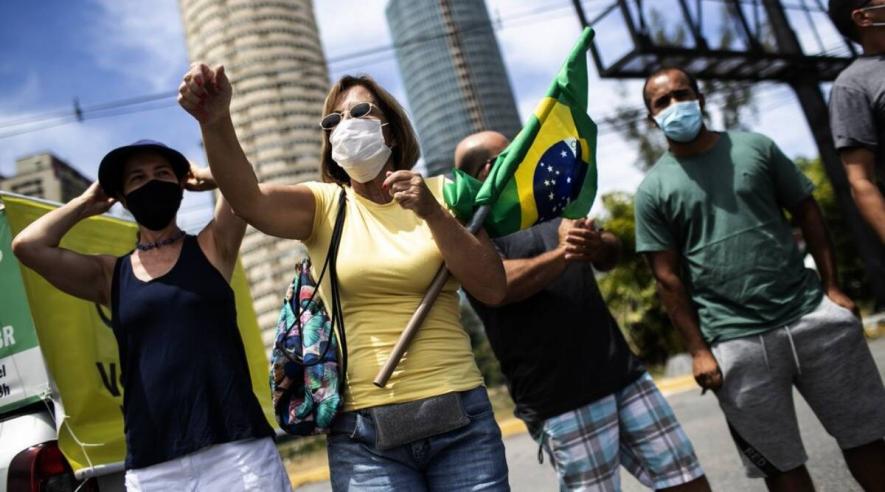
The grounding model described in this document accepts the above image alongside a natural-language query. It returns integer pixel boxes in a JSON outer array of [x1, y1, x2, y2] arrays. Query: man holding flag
[[447, 29, 708, 491], [455, 132, 707, 492]]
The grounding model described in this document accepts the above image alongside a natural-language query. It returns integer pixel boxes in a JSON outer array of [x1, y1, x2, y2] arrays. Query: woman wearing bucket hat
[[180, 63, 509, 490], [12, 141, 291, 491]]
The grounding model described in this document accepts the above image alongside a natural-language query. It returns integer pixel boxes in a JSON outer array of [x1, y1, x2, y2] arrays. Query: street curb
[[291, 467, 331, 489], [654, 374, 698, 396], [288, 373, 698, 488]]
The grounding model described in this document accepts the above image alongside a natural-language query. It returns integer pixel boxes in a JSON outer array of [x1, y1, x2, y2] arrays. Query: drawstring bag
[[270, 188, 347, 435]]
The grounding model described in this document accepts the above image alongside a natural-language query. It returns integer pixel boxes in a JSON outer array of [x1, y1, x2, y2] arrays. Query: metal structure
[[386, 0, 522, 176], [579, 0, 885, 306], [584, 0, 855, 81]]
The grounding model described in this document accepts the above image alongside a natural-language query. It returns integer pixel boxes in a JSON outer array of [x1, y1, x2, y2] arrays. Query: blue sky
[[0, 0, 849, 228]]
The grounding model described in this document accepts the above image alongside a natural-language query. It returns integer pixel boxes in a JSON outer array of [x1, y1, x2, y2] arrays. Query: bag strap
[[327, 187, 348, 381], [279, 187, 347, 370]]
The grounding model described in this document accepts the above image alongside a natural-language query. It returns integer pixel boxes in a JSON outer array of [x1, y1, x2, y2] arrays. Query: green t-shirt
[[634, 131, 822, 343]]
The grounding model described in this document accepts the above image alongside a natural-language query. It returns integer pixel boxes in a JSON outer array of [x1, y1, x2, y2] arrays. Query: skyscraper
[[386, 0, 522, 176], [179, 0, 330, 346], [0, 153, 91, 203]]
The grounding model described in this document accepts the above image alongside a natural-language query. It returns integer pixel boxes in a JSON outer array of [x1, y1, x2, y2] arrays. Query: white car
[[0, 192, 125, 492], [0, 402, 124, 491]]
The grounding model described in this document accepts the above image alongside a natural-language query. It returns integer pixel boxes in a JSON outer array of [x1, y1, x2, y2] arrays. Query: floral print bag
[[270, 188, 347, 435]]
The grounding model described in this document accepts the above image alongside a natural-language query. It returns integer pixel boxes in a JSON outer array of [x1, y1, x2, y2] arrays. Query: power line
[[0, 99, 179, 140], [0, 1, 592, 140], [0, 91, 177, 130], [0, 0, 832, 141], [330, 5, 591, 73], [327, 0, 584, 66]]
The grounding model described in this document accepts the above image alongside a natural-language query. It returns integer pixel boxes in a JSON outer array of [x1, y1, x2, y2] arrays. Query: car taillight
[[7, 441, 96, 492]]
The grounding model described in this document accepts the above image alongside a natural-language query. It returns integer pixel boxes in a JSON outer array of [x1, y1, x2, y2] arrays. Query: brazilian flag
[[445, 28, 598, 237]]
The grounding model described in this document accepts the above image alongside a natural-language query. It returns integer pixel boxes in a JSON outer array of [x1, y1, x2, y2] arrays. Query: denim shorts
[[326, 386, 509, 491]]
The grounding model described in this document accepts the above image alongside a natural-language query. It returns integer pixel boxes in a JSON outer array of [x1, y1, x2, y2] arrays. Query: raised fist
[[178, 63, 232, 125]]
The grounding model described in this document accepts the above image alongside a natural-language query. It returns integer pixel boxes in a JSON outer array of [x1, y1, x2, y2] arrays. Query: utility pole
[[762, 0, 885, 306]]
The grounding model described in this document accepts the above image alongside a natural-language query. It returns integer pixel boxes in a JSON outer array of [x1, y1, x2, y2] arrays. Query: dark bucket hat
[[98, 140, 189, 197]]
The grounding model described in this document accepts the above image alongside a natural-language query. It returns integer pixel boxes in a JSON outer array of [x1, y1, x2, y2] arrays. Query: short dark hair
[[456, 146, 495, 178], [642, 67, 702, 111], [829, 0, 868, 43], [320, 75, 420, 185]]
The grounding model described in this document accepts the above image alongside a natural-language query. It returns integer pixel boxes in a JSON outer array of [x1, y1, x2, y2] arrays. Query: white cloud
[[314, 0, 391, 60], [491, 2, 580, 81], [0, 73, 115, 178], [87, 0, 188, 92], [0, 72, 42, 114], [0, 119, 115, 180], [1, 0, 829, 213]]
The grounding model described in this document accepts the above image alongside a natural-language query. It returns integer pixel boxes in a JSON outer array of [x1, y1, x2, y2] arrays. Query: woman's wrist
[[200, 111, 233, 133], [422, 202, 448, 225], [70, 195, 97, 220]]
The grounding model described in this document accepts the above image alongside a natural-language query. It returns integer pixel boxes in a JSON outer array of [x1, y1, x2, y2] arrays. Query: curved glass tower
[[386, 0, 522, 176]]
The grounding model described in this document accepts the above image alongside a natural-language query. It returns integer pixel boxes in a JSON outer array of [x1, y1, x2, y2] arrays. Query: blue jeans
[[327, 386, 510, 491]]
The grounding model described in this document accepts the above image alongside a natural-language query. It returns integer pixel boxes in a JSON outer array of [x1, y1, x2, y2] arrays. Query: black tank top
[[111, 235, 273, 469]]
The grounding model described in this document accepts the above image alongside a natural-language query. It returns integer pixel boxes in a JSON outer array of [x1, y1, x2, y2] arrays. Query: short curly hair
[[829, 0, 869, 43], [642, 67, 702, 111]]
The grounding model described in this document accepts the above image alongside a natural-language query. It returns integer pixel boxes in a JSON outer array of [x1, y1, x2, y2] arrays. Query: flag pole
[[373, 205, 491, 387]]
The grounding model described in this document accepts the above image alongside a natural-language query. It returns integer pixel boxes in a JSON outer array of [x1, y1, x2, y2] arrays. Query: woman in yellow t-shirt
[[180, 65, 509, 489]]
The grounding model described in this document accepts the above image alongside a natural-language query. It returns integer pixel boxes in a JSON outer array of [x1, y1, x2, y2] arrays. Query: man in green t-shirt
[[634, 66, 885, 491]]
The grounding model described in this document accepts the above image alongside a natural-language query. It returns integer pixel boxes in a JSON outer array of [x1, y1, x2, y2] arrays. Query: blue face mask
[[654, 100, 703, 143]]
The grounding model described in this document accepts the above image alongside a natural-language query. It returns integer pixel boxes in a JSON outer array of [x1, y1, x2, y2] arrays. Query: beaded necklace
[[136, 229, 186, 251]]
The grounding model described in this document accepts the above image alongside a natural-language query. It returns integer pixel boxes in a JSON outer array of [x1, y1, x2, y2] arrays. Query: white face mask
[[330, 118, 392, 183]]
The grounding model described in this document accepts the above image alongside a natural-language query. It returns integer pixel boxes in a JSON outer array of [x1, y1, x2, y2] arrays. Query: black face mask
[[124, 180, 183, 231]]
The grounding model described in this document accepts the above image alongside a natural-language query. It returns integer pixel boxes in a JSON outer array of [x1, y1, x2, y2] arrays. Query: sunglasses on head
[[320, 102, 381, 130]]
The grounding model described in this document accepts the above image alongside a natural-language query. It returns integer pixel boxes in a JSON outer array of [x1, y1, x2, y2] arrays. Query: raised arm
[[428, 216, 505, 306], [562, 218, 622, 272], [840, 147, 885, 244], [646, 249, 721, 391], [11, 182, 117, 306], [383, 170, 505, 305], [497, 219, 620, 305], [499, 248, 567, 305], [178, 63, 315, 240], [186, 165, 245, 282]]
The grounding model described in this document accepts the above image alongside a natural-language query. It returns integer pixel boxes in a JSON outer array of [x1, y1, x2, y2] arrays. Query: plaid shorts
[[535, 372, 704, 491]]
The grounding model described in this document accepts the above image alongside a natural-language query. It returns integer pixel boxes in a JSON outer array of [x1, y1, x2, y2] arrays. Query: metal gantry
[[580, 0, 885, 306]]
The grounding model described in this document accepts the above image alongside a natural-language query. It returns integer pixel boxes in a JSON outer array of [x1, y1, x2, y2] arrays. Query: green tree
[[795, 157, 873, 307], [597, 192, 683, 364]]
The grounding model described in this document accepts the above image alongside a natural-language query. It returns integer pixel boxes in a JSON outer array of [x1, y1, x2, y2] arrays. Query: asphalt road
[[298, 337, 885, 491]]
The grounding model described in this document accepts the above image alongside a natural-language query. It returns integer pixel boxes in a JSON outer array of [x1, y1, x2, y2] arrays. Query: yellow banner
[[1, 195, 274, 472]]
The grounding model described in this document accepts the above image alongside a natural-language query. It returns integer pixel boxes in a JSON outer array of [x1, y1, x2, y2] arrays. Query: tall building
[[179, 0, 330, 346], [0, 153, 91, 203], [386, 0, 522, 176]]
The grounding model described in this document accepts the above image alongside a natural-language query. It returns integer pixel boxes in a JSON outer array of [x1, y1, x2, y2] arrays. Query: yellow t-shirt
[[303, 176, 483, 411]]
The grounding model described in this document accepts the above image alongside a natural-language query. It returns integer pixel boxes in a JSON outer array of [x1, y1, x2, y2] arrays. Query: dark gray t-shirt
[[468, 219, 645, 432], [830, 55, 885, 180]]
